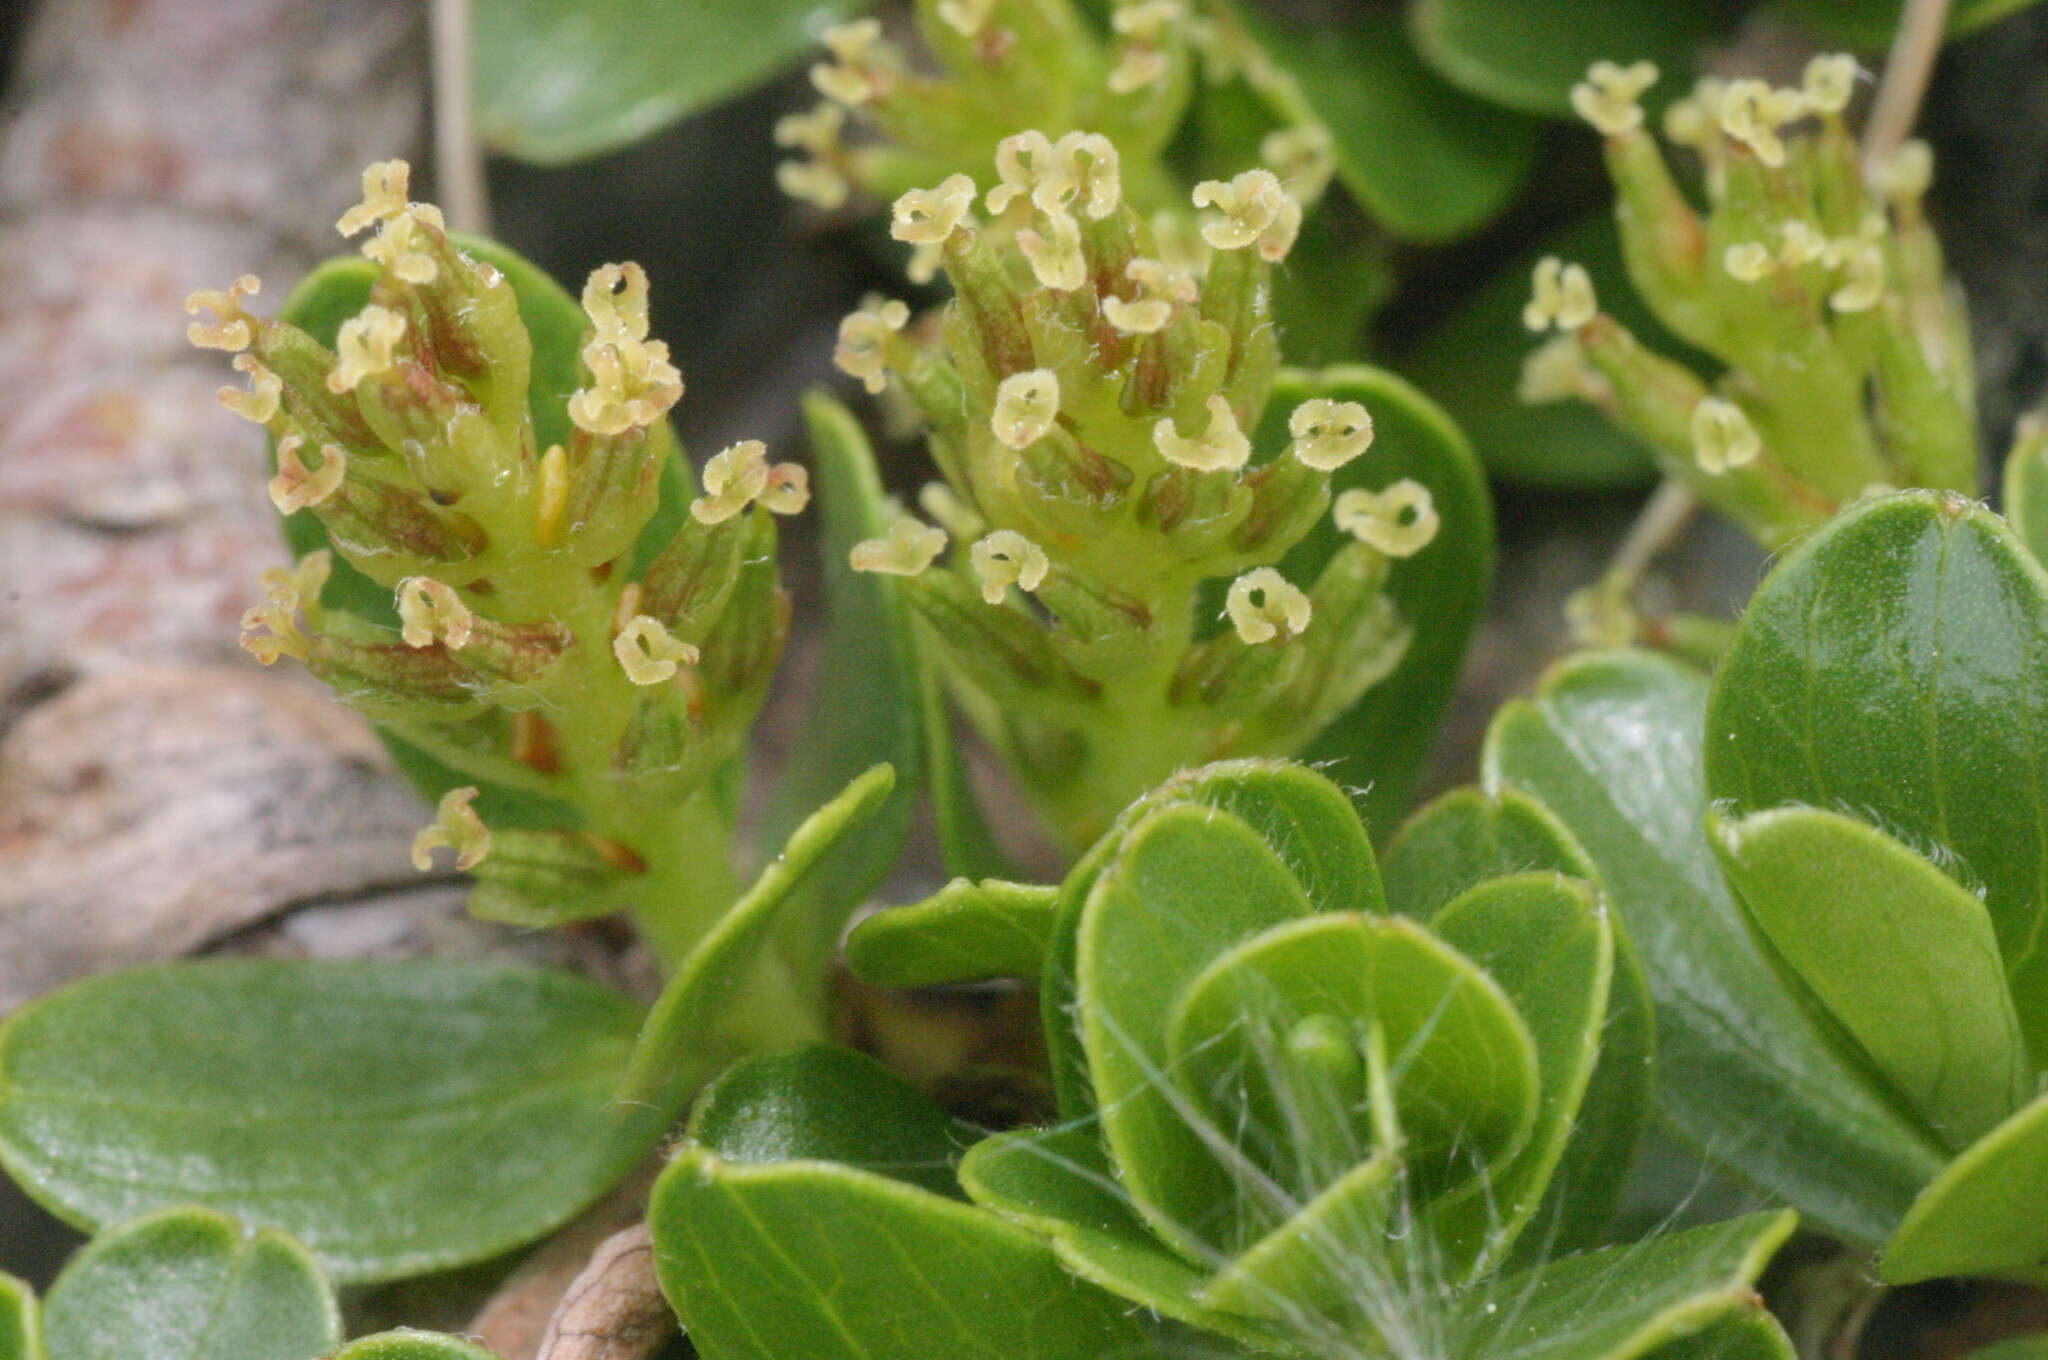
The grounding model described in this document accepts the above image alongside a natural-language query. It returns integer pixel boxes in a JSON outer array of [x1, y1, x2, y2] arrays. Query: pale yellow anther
[[1153, 394, 1250, 473], [1018, 211, 1087, 291], [221, 352, 283, 423], [1335, 480, 1438, 557], [937, 0, 996, 36], [1261, 124, 1335, 200], [185, 275, 261, 352], [411, 787, 490, 873], [1518, 336, 1609, 405], [568, 263, 683, 435], [970, 530, 1050, 605], [1571, 60, 1658, 137], [1103, 257, 1195, 334], [1691, 397, 1761, 474], [992, 369, 1061, 449], [1802, 54, 1858, 115], [812, 18, 887, 106], [238, 551, 330, 666], [891, 174, 977, 245], [1719, 79, 1806, 168], [1828, 238, 1886, 313], [1873, 140, 1933, 202], [850, 516, 948, 576], [268, 436, 347, 514], [1724, 242, 1775, 283], [691, 440, 771, 525], [1225, 568, 1311, 645], [1288, 398, 1374, 472], [761, 461, 811, 516], [774, 104, 851, 209], [613, 614, 700, 686], [1778, 220, 1829, 267], [1523, 257, 1596, 332], [833, 299, 910, 394], [327, 305, 406, 394], [1192, 169, 1290, 252], [1108, 0, 1181, 94], [397, 576, 475, 650], [535, 444, 570, 548]]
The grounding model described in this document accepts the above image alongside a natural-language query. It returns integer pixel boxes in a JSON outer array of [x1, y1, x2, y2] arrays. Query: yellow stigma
[[812, 18, 888, 105], [185, 275, 261, 352], [1018, 211, 1087, 291], [762, 462, 811, 516], [834, 298, 910, 394], [1690, 397, 1761, 474], [1225, 568, 1311, 645], [970, 530, 1050, 605], [1724, 242, 1774, 283], [1719, 80, 1806, 168], [613, 614, 700, 686], [936, 0, 995, 36], [1874, 140, 1933, 202], [1827, 238, 1885, 313], [1288, 398, 1374, 472], [221, 353, 283, 423], [336, 160, 445, 283], [1802, 54, 1858, 115], [397, 576, 475, 650], [1335, 481, 1439, 557], [850, 516, 948, 576], [238, 551, 330, 666], [567, 263, 684, 435], [1518, 336, 1608, 405], [1570, 60, 1658, 137], [268, 436, 347, 514], [1261, 124, 1335, 201], [992, 369, 1061, 450], [1108, 1, 1181, 95], [692, 440, 770, 524], [1662, 78, 1727, 147], [1153, 394, 1250, 473], [988, 131, 1123, 222], [1192, 169, 1298, 259], [328, 304, 407, 394], [892, 173, 977, 246], [774, 103, 850, 209], [1523, 257, 1596, 333], [411, 787, 490, 873], [1103, 257, 1195, 334], [987, 131, 1060, 216]]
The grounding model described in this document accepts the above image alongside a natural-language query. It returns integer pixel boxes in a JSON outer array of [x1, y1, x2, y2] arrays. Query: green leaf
[[330, 1336, 503, 1360], [41, 1207, 340, 1360], [686, 1044, 968, 1201], [1771, 0, 2045, 47], [1408, 0, 1729, 118], [277, 233, 691, 832], [617, 764, 895, 1112], [1647, 1305, 1797, 1360], [1273, 366, 1495, 840], [1233, 4, 1538, 241], [0, 1272, 39, 1360], [1399, 216, 1692, 488], [2002, 421, 2048, 567], [649, 1155, 1150, 1359], [474, 0, 873, 164], [1970, 1336, 2048, 1360], [1709, 805, 2030, 1151], [0, 961, 662, 1282], [1197, 1149, 1400, 1324], [1075, 801, 1316, 1258], [1485, 650, 1945, 1246], [1707, 491, 2048, 1059], [1383, 786, 1596, 919], [1458, 1210, 1797, 1360], [1883, 1089, 2048, 1282], [844, 879, 1058, 987]]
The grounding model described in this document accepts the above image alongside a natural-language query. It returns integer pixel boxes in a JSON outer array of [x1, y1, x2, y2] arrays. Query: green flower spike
[[839, 144, 1437, 847], [650, 761, 1796, 1360], [189, 159, 805, 963], [1524, 57, 1976, 548]]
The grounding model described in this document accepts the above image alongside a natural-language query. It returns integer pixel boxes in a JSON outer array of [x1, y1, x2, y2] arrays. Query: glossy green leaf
[[1078, 801, 1316, 1258], [1234, 4, 1538, 241], [1647, 1306, 1797, 1360], [1710, 804, 2030, 1151], [474, 0, 872, 164], [686, 1044, 967, 1201], [1409, 0, 1727, 118], [1272, 367, 1495, 839], [1772, 0, 2045, 47], [1429, 874, 1615, 1269], [2003, 420, 2048, 567], [331, 1336, 503, 1360], [649, 1154, 1150, 1359], [754, 394, 925, 987], [1485, 650, 1945, 1246], [1400, 216, 1692, 487], [277, 234, 691, 832], [1706, 492, 2048, 1058], [0, 961, 662, 1282], [844, 879, 1058, 987], [618, 764, 894, 1112], [0, 1273, 38, 1360], [1383, 785, 1597, 919], [1458, 1210, 1797, 1360], [1198, 1150, 1400, 1324], [41, 1208, 340, 1360], [1883, 1089, 2048, 1282]]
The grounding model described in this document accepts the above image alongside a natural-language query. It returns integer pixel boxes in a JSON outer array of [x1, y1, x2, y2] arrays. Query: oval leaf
[[0, 1273, 38, 1360], [1771, 0, 2044, 47], [1884, 1088, 2048, 1283], [41, 1208, 340, 1360], [0, 962, 662, 1282], [331, 1336, 502, 1360], [845, 879, 1058, 988], [1409, 0, 1728, 118]]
